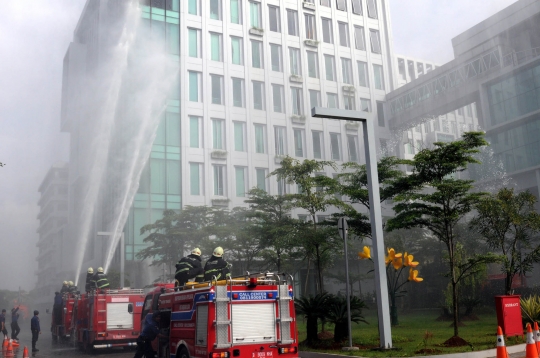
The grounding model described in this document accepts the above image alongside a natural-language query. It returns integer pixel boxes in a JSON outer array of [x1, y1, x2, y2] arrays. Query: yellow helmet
[[87, 267, 94, 274], [191, 248, 201, 256], [97, 267, 104, 273], [63, 281, 68, 285], [68, 281, 74, 286], [213, 247, 224, 257]]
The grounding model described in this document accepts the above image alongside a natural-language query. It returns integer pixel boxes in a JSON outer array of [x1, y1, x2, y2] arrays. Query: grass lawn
[[297, 309, 526, 356]]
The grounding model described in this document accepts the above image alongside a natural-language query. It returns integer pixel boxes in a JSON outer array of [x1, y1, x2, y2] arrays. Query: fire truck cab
[[154, 273, 298, 358]]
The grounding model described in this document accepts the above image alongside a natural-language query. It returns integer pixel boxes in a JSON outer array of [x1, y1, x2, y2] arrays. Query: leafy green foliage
[[325, 295, 368, 343], [295, 292, 332, 344], [470, 188, 540, 294], [521, 295, 540, 325]]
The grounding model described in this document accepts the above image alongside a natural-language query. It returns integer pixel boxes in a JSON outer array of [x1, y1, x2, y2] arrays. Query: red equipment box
[[495, 295, 522, 337]]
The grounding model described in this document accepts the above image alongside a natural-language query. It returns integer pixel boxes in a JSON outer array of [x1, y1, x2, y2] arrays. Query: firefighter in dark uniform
[[53, 292, 63, 326], [10, 306, 20, 341], [60, 281, 69, 293], [31, 310, 41, 352], [175, 248, 203, 288], [94, 267, 110, 290], [202, 247, 231, 281], [68, 281, 78, 293], [133, 311, 167, 358], [85, 267, 94, 292]]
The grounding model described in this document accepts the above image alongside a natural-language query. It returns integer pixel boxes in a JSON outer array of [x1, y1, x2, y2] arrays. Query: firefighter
[[202, 247, 231, 281], [0, 309, 7, 339], [174, 248, 203, 288], [133, 311, 166, 358], [53, 292, 62, 326], [10, 306, 20, 341], [68, 281, 78, 293], [60, 281, 69, 293], [31, 310, 41, 352], [85, 267, 94, 292], [94, 267, 110, 290]]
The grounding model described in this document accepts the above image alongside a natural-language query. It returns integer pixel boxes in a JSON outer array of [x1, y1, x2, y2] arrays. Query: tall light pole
[[311, 107, 392, 349], [97, 232, 125, 288]]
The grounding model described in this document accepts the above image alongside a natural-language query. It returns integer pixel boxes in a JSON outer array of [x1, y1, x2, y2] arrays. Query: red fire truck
[[51, 292, 76, 343], [149, 273, 299, 358], [69, 288, 146, 353]]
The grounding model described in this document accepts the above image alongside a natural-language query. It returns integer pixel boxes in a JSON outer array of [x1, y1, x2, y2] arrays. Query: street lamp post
[[311, 107, 392, 349], [97, 232, 125, 288]]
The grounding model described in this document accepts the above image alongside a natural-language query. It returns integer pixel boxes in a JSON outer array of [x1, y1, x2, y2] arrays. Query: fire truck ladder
[[277, 276, 295, 344], [214, 282, 232, 348]]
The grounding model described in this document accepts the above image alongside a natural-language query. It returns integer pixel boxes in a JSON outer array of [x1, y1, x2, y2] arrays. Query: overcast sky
[[0, 0, 517, 292]]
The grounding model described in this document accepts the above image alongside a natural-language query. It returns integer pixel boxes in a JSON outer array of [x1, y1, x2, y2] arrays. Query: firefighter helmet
[[63, 281, 68, 285], [69, 281, 74, 286], [213, 247, 224, 257], [87, 267, 94, 274], [97, 267, 104, 273], [191, 248, 201, 256]]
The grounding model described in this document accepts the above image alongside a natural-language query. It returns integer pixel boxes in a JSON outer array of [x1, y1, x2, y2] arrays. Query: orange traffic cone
[[4, 339, 13, 357], [526, 323, 539, 358], [534, 322, 540, 355], [496, 326, 509, 358], [11, 339, 19, 347], [2, 336, 8, 347], [22, 346, 29, 358]]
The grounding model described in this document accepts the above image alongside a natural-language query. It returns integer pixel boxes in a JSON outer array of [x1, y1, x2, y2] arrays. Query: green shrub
[[521, 295, 540, 325]]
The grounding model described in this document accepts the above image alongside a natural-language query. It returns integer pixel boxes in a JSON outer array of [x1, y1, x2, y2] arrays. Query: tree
[[386, 132, 499, 339], [294, 292, 331, 345], [325, 295, 368, 343], [470, 188, 540, 294], [271, 157, 343, 293], [244, 188, 300, 272]]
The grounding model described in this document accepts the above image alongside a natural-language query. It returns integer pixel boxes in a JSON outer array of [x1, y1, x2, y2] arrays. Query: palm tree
[[294, 292, 331, 345], [325, 295, 368, 343]]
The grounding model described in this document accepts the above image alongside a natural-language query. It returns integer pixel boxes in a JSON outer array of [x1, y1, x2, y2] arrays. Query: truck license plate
[[252, 352, 273, 357]]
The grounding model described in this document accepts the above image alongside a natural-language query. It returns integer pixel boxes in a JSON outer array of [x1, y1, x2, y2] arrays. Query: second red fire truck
[[143, 273, 299, 358]]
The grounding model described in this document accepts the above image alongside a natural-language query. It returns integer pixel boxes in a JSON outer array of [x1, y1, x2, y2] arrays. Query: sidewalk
[[300, 343, 526, 358]]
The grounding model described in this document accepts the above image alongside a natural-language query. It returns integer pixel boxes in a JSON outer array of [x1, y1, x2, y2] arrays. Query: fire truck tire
[[177, 346, 189, 358]]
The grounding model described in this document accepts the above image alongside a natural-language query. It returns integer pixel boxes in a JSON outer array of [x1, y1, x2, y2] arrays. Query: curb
[[299, 343, 527, 358]]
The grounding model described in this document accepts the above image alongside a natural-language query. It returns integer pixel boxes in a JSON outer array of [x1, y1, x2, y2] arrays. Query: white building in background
[[394, 55, 439, 88]]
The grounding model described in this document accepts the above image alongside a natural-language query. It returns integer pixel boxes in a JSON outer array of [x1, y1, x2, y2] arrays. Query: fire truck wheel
[[177, 346, 189, 358]]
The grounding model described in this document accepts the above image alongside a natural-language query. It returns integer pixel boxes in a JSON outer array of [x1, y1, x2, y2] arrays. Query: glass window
[[270, 44, 283, 72], [307, 51, 319, 78], [289, 47, 302, 76], [231, 36, 243, 65], [213, 165, 225, 196], [230, 0, 241, 24], [232, 78, 245, 107], [188, 71, 202, 102], [320, 0, 331, 7], [321, 18, 333, 44], [377, 101, 385, 127], [210, 0, 222, 20], [367, 0, 378, 19], [336, 0, 346, 11], [210, 74, 224, 105], [324, 54, 336, 81], [373, 64, 385, 90], [275, 126, 287, 155], [294, 129, 304, 157], [234, 121, 246, 151], [256, 168, 267, 191], [250, 1, 261, 28], [330, 133, 341, 160], [341, 58, 352, 84], [305, 14, 317, 40], [188, 28, 201, 58], [338, 22, 349, 47], [165, 112, 180, 147], [269, 6, 280, 32], [190, 163, 202, 195], [287, 10, 298, 36], [309, 90, 321, 109], [360, 98, 371, 112], [312, 131, 323, 159], [277, 177, 286, 195], [210, 32, 222, 61], [211, 119, 224, 149], [235, 167, 247, 197], [343, 93, 355, 110], [188, 0, 199, 15], [352, 0, 362, 15], [251, 40, 263, 68], [166, 23, 179, 55], [347, 135, 359, 162], [370, 29, 381, 53], [327, 93, 338, 108], [253, 81, 265, 110], [291, 87, 303, 115], [354, 26, 365, 51], [357, 61, 369, 87], [272, 84, 284, 113], [189, 116, 201, 148], [254, 124, 266, 153]]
